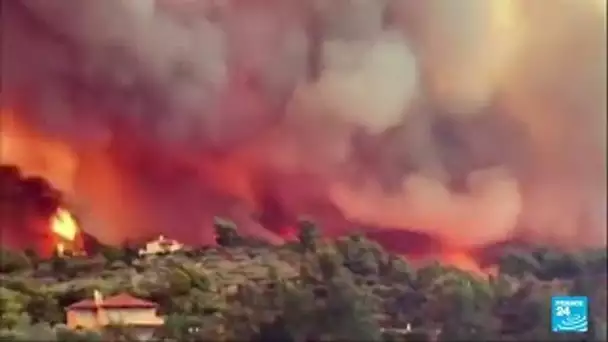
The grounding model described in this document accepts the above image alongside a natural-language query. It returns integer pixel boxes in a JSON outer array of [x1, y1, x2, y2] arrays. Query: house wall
[[67, 308, 164, 330], [67, 310, 98, 329], [140, 241, 183, 255], [106, 308, 163, 325]]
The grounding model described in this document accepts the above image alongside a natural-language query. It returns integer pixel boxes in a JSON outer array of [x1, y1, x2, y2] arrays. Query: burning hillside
[[0, 165, 85, 257], [1, 0, 606, 259]]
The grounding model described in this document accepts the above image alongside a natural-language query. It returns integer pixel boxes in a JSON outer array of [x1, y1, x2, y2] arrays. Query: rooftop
[[67, 293, 158, 310]]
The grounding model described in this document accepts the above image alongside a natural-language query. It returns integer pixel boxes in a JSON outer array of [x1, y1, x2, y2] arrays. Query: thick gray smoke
[[1, 0, 606, 249]]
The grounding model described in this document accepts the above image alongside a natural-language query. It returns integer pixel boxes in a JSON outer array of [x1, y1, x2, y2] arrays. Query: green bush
[[0, 288, 27, 329], [499, 250, 541, 278], [168, 269, 193, 295], [214, 217, 241, 247], [25, 291, 63, 325], [100, 245, 125, 264], [297, 218, 319, 253], [0, 248, 31, 273], [56, 325, 102, 342]]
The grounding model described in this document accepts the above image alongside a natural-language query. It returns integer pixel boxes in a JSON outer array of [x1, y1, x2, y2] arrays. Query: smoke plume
[[1, 0, 606, 251]]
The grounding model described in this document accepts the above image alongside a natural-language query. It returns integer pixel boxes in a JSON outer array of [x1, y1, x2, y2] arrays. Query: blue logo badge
[[551, 296, 588, 333]]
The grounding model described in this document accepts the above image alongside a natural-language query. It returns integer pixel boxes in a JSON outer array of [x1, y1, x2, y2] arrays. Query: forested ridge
[[1, 219, 606, 341]]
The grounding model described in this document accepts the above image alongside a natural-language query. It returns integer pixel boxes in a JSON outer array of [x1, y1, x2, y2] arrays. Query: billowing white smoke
[[1, 0, 605, 248]]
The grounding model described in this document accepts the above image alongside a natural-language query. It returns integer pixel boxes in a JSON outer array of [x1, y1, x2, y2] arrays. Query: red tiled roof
[[67, 293, 158, 310]]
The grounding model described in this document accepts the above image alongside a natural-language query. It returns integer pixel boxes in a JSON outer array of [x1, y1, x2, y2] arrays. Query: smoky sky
[[1, 0, 606, 249]]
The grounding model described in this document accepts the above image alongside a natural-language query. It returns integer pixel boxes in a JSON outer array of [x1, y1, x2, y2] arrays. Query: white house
[[138, 235, 184, 256]]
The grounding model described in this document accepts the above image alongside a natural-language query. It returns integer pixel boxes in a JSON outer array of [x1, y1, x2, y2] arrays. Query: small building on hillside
[[138, 235, 184, 256], [66, 291, 164, 340]]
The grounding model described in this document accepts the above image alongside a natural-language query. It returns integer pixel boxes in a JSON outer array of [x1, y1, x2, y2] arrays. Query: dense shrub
[[0, 248, 31, 273]]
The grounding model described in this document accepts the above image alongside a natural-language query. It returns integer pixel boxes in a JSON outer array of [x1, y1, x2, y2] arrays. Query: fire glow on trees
[[441, 250, 486, 275]]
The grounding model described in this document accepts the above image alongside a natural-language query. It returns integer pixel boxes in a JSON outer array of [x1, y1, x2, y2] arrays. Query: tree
[[570, 273, 607, 341], [538, 252, 584, 280], [321, 275, 383, 341], [23, 248, 39, 270], [494, 277, 562, 339], [214, 217, 241, 247], [0, 330, 22, 342], [168, 269, 193, 296], [386, 287, 426, 326], [179, 266, 211, 292], [297, 218, 319, 253], [498, 249, 541, 278], [414, 261, 446, 290], [121, 241, 139, 266], [0, 314, 41, 341], [17, 322, 57, 341], [581, 248, 607, 273], [336, 234, 381, 276], [0, 248, 31, 273], [252, 316, 294, 342], [108, 260, 128, 270], [0, 288, 26, 329], [102, 323, 139, 342], [382, 256, 415, 285], [280, 283, 317, 340], [55, 324, 103, 342], [517, 290, 559, 340], [50, 253, 67, 275], [99, 245, 125, 265], [428, 271, 497, 341], [160, 314, 206, 342], [187, 289, 225, 316], [25, 291, 63, 325], [317, 249, 344, 281]]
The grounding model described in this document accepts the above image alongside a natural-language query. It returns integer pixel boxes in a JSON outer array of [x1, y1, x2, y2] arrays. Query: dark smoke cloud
[[0, 165, 61, 253], [1, 0, 606, 250]]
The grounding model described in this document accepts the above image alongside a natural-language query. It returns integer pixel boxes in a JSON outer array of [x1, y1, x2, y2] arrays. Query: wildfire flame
[[51, 208, 79, 241], [441, 250, 485, 275], [56, 243, 65, 257]]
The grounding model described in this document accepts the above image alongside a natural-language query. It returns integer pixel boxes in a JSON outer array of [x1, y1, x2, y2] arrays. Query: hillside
[[1, 221, 606, 342]]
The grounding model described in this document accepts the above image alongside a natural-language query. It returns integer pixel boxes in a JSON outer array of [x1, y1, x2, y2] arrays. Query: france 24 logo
[[551, 296, 588, 333]]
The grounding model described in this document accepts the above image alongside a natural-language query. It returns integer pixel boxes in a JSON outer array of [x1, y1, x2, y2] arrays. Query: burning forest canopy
[[0, 0, 606, 259]]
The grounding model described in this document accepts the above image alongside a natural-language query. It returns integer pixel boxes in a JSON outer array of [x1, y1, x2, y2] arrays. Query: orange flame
[[51, 208, 79, 241], [441, 250, 484, 274], [56, 243, 65, 257]]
